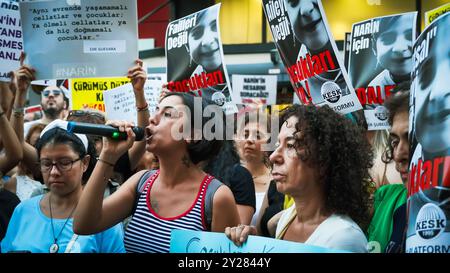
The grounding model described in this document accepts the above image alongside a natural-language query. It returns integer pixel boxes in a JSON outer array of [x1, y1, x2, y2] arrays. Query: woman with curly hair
[[226, 104, 373, 252]]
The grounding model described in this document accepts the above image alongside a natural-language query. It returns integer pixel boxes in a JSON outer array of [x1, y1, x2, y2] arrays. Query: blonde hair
[[372, 129, 389, 158]]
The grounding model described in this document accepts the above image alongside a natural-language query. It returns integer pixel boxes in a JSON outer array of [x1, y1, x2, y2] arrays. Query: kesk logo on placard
[[415, 203, 447, 240], [374, 105, 388, 121], [321, 81, 341, 103], [212, 92, 226, 106]]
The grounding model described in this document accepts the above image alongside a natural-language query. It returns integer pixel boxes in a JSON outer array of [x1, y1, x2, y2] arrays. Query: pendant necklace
[[48, 195, 77, 253]]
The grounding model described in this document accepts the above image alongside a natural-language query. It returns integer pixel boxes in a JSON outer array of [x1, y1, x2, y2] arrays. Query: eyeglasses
[[39, 158, 81, 173], [42, 89, 62, 97]]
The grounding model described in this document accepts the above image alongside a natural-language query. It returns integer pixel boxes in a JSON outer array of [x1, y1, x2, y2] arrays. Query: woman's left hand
[[225, 224, 257, 247], [99, 120, 136, 163], [128, 59, 147, 94]]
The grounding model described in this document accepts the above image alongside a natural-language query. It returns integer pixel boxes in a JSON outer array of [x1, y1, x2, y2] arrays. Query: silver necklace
[[48, 195, 77, 253]]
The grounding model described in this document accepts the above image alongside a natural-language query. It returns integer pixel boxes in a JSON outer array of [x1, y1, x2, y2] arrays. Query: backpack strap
[[204, 178, 223, 231], [136, 170, 155, 194], [132, 170, 157, 215]]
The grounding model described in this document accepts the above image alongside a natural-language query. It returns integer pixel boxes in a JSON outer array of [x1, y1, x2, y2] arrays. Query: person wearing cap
[[22, 85, 68, 138], [0, 119, 125, 253]]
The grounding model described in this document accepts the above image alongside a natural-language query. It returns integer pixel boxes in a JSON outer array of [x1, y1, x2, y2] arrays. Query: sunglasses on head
[[42, 89, 62, 97], [67, 110, 106, 122]]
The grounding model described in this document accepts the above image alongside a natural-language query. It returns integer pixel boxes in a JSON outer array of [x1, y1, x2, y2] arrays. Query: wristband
[[13, 107, 25, 113], [98, 158, 115, 168], [136, 102, 148, 112]]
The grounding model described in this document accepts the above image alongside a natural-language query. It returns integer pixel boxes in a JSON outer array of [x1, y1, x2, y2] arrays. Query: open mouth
[[145, 127, 154, 142]]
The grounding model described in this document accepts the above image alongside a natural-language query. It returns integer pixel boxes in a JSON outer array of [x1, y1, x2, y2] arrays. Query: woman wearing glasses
[[1, 120, 125, 253]]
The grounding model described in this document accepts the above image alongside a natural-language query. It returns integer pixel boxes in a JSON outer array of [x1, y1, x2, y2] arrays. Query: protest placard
[[425, 2, 450, 27], [406, 13, 450, 253], [343, 32, 351, 70], [170, 229, 346, 253], [70, 77, 129, 111], [231, 75, 277, 105], [19, 0, 138, 80], [165, 3, 236, 114], [0, 0, 22, 81], [262, 0, 362, 114], [103, 74, 166, 123], [348, 12, 417, 130]]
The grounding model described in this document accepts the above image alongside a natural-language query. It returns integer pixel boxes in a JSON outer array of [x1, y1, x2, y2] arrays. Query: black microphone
[[67, 121, 145, 141]]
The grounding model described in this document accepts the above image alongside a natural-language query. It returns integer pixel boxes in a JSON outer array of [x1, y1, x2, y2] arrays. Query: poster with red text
[[348, 12, 417, 130], [262, 0, 361, 114], [407, 13, 450, 253], [165, 4, 236, 114]]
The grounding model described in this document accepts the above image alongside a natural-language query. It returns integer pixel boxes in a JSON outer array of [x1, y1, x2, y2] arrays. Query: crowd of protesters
[[0, 55, 414, 253], [0, 3, 447, 254]]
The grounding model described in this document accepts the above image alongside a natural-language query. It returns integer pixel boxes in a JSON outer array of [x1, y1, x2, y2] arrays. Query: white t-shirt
[[23, 119, 44, 138], [276, 205, 368, 253], [250, 191, 266, 226], [15, 175, 44, 201]]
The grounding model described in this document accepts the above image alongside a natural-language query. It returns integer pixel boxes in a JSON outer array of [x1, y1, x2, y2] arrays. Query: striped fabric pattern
[[124, 170, 212, 253]]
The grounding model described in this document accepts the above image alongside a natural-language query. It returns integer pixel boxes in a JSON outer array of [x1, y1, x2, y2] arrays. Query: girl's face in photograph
[[285, 0, 328, 51], [375, 15, 413, 77], [188, 11, 221, 72]]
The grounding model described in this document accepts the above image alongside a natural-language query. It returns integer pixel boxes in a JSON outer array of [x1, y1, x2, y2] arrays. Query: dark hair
[[63, 96, 69, 110], [66, 110, 106, 124], [35, 128, 97, 184], [385, 89, 410, 127], [66, 110, 106, 144], [203, 140, 240, 184], [280, 104, 373, 229], [382, 89, 410, 163], [372, 16, 402, 42], [162, 92, 223, 164]]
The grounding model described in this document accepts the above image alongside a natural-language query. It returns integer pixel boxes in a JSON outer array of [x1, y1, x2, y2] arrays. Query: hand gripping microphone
[[67, 121, 145, 141]]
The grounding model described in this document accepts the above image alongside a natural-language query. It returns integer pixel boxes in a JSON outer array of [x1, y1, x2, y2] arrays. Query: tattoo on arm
[[181, 154, 191, 168]]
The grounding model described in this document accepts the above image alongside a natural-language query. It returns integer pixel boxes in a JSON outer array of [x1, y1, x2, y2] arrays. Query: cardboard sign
[[0, 0, 22, 81], [425, 2, 450, 27], [70, 77, 129, 111], [170, 230, 347, 253], [348, 12, 417, 130], [262, 0, 362, 114], [407, 13, 450, 253], [19, 0, 138, 80], [103, 74, 166, 123], [165, 4, 237, 114], [231, 75, 277, 105]]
